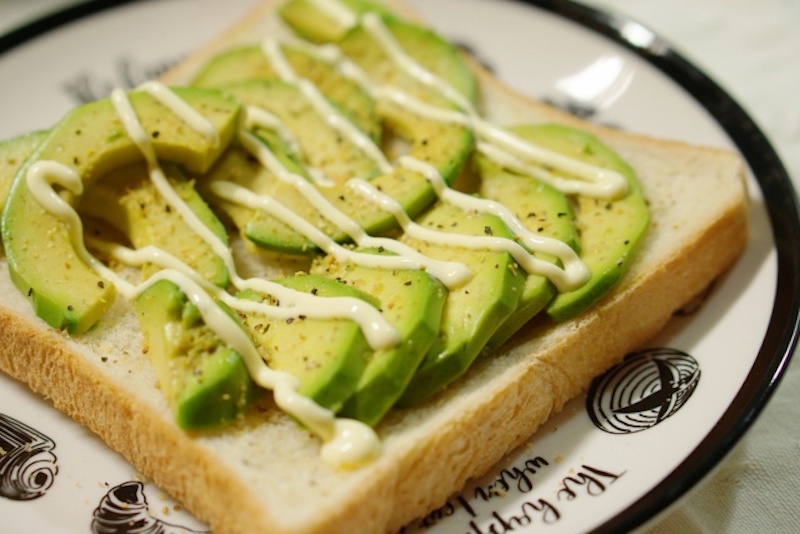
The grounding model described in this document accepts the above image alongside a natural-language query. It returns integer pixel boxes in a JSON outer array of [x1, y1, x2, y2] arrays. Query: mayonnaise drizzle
[[306, 0, 358, 30], [358, 12, 628, 200], [244, 105, 334, 187], [211, 180, 471, 288], [258, 33, 588, 290], [276, 6, 626, 200], [262, 40, 393, 174], [27, 84, 388, 467], [20, 0, 635, 468], [351, 157, 590, 292], [236, 122, 472, 288], [112, 86, 397, 350]]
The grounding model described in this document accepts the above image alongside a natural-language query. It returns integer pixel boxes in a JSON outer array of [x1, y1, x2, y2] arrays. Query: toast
[[0, 0, 748, 532]]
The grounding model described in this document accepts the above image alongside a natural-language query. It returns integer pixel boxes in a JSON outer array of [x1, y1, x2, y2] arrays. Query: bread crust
[[0, 0, 749, 532]]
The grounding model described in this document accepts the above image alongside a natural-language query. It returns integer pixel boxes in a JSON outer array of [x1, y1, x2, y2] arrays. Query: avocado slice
[[203, 79, 380, 252], [505, 124, 649, 322], [281, 2, 477, 109], [279, 0, 396, 44], [1, 87, 240, 334], [476, 156, 579, 350], [78, 162, 229, 287], [200, 134, 319, 253], [202, 79, 472, 255], [192, 44, 380, 140], [397, 202, 526, 406], [0, 130, 47, 213], [236, 273, 374, 412], [195, 8, 476, 255], [311, 251, 447, 425], [135, 279, 256, 430]]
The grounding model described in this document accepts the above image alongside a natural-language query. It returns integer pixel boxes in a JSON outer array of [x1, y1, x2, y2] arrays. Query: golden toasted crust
[[0, 0, 749, 532]]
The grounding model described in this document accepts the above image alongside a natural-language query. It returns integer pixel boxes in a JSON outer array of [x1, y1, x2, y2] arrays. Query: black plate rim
[[1, 0, 799, 532]]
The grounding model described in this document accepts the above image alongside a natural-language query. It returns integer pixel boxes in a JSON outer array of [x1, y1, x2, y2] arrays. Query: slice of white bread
[[0, 0, 748, 532]]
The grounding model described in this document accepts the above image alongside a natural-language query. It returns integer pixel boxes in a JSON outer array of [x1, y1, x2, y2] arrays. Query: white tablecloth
[[1, 1, 798, 532]]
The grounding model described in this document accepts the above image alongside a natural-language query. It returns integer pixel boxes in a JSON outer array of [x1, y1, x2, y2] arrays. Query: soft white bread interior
[[0, 0, 748, 533]]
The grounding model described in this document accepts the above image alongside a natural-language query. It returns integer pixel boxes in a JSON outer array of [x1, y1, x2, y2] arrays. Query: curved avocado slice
[[221, 79, 383, 186], [397, 203, 526, 406], [196, 10, 476, 255], [279, 0, 397, 43], [281, 2, 478, 110], [78, 163, 229, 287], [192, 44, 379, 140], [510, 124, 650, 322], [135, 279, 256, 430], [0, 130, 48, 213], [236, 273, 374, 412], [203, 79, 472, 254], [476, 156, 579, 350], [335, 14, 477, 183], [1, 87, 240, 334], [338, 14, 478, 110], [200, 133, 319, 253], [200, 79, 380, 252], [311, 251, 447, 425]]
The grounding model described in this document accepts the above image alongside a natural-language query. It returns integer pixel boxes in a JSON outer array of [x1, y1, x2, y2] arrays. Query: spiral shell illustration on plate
[[91, 480, 208, 534], [0, 413, 58, 501], [587, 348, 701, 434]]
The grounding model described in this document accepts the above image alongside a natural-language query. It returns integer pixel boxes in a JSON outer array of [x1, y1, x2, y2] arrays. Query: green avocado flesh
[[0, 130, 47, 211], [397, 202, 526, 405], [192, 9, 475, 255], [1, 87, 240, 334], [236, 273, 374, 412], [79, 163, 229, 287], [279, 0, 397, 43], [311, 251, 447, 425], [510, 124, 650, 322], [192, 44, 380, 140], [0, 1, 650, 431], [476, 151, 578, 350], [135, 279, 256, 430]]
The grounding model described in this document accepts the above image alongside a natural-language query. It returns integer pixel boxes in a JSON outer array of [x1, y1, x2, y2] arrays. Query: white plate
[[0, 1, 797, 532]]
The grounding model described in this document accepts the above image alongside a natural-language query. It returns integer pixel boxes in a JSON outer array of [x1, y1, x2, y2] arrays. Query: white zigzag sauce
[[23, 0, 633, 467]]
